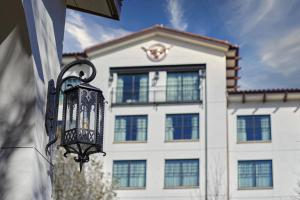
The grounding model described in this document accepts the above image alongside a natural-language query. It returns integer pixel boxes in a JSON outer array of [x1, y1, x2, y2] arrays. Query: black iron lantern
[[45, 60, 106, 171]]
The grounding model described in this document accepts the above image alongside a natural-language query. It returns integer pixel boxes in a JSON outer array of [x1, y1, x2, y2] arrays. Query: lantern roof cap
[[64, 82, 103, 93], [78, 83, 102, 92]]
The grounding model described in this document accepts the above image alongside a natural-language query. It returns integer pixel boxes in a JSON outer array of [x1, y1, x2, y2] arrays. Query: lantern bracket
[[45, 59, 100, 159]]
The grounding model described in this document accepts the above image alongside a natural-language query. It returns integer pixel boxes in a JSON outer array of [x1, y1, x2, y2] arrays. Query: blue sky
[[63, 0, 300, 90]]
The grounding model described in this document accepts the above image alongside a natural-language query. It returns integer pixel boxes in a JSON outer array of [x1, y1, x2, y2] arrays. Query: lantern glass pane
[[79, 105, 96, 130], [99, 103, 103, 128], [90, 105, 96, 130], [65, 93, 77, 131], [79, 90, 97, 131]]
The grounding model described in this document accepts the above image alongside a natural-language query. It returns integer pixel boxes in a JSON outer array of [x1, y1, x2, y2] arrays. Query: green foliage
[[53, 149, 116, 200]]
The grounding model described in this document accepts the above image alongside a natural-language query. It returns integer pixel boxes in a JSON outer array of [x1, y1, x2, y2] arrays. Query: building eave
[[228, 89, 300, 103], [66, 0, 122, 20]]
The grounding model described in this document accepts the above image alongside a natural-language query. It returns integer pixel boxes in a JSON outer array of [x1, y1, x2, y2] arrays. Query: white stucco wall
[[62, 30, 300, 200], [86, 35, 228, 199], [228, 101, 300, 200], [0, 0, 66, 199]]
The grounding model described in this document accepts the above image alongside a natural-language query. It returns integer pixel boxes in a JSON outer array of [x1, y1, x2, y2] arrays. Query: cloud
[[64, 12, 97, 51], [166, 0, 188, 31], [221, 0, 300, 89], [261, 28, 300, 76], [64, 10, 131, 52], [226, 0, 275, 36]]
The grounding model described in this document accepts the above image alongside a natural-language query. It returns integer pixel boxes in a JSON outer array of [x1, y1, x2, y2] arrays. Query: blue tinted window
[[116, 74, 148, 103], [167, 72, 199, 102], [115, 116, 147, 142], [166, 114, 199, 141], [238, 160, 273, 189], [113, 160, 146, 188], [165, 159, 199, 187], [237, 115, 271, 142]]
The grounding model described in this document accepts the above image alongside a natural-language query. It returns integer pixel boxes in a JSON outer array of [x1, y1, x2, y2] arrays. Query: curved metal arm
[[45, 59, 97, 155]]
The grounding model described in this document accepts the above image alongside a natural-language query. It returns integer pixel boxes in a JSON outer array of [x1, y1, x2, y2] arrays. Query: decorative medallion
[[141, 44, 172, 62]]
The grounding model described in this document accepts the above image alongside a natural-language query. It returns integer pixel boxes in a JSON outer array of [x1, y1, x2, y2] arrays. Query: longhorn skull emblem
[[141, 44, 172, 61]]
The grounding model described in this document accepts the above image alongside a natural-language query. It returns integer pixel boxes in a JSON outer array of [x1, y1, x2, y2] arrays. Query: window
[[113, 160, 146, 188], [238, 160, 273, 189], [114, 115, 147, 142], [165, 114, 199, 141], [165, 159, 199, 188], [166, 72, 199, 102], [237, 115, 271, 142], [116, 74, 148, 103]]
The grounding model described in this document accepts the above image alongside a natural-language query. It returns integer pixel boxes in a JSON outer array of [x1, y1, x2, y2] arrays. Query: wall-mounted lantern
[[45, 60, 105, 171]]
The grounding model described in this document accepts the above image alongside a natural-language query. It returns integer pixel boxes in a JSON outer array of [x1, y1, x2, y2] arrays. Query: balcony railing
[[111, 85, 202, 105]]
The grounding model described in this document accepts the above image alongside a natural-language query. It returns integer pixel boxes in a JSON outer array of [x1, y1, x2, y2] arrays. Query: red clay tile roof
[[229, 88, 300, 94]]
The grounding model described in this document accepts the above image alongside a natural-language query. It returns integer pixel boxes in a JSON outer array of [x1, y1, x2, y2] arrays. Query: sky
[[63, 0, 300, 90]]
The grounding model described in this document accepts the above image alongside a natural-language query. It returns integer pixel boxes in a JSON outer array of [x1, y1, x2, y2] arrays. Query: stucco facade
[[63, 26, 300, 200], [227, 101, 300, 200], [0, 1, 65, 199]]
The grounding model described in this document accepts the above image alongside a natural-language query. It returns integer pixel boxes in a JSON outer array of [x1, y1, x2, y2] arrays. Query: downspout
[[201, 69, 208, 200], [226, 93, 230, 200]]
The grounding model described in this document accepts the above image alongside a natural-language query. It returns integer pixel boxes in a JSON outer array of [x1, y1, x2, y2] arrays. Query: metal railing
[[111, 85, 202, 105]]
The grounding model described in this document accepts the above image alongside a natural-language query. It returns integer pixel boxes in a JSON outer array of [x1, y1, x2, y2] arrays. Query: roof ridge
[[63, 25, 238, 56], [229, 88, 300, 94]]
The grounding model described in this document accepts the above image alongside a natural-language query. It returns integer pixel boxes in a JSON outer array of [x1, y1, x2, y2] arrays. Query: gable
[[63, 25, 240, 91], [85, 25, 232, 58]]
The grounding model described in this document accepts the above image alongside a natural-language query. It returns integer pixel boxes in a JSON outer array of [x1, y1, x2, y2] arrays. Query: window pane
[[129, 161, 146, 187], [238, 160, 273, 189], [182, 160, 199, 186], [245, 116, 255, 141], [137, 117, 147, 141], [166, 73, 182, 102], [173, 115, 182, 140], [116, 77, 124, 103], [113, 161, 129, 188], [237, 117, 247, 142], [238, 161, 255, 188], [256, 160, 272, 187], [138, 75, 148, 102], [126, 117, 135, 140], [122, 75, 132, 102], [260, 116, 271, 141], [115, 116, 147, 142], [254, 116, 262, 140], [116, 74, 148, 103], [166, 114, 199, 141], [237, 115, 271, 142], [114, 117, 126, 142], [191, 115, 199, 139], [165, 161, 182, 187], [182, 73, 199, 101], [167, 72, 199, 102], [65, 92, 77, 131], [113, 161, 146, 188], [165, 159, 199, 187]]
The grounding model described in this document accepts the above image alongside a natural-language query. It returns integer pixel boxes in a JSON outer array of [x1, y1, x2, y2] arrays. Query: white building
[[63, 25, 300, 200]]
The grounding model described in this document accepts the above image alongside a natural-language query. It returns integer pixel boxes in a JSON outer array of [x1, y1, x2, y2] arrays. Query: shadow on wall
[[229, 101, 300, 116], [0, 0, 36, 198]]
